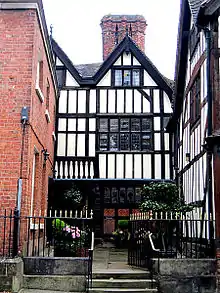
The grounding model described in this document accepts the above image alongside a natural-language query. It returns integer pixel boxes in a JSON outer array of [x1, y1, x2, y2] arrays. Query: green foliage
[[52, 218, 66, 232], [140, 182, 196, 213], [118, 220, 129, 229]]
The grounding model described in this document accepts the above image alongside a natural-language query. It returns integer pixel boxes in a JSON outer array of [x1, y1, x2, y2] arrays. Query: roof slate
[[74, 63, 102, 78]]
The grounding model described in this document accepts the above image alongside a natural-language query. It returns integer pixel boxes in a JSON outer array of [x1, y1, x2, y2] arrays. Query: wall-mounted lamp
[[185, 153, 190, 162], [42, 149, 50, 163]]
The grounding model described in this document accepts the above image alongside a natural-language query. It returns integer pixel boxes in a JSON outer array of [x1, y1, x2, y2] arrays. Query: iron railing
[[128, 211, 215, 268], [0, 208, 93, 258]]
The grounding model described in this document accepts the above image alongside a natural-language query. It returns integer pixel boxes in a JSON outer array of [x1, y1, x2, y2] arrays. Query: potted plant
[[112, 220, 130, 248]]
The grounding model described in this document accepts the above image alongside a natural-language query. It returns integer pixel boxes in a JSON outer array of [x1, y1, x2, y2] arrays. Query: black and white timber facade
[[52, 31, 173, 236]]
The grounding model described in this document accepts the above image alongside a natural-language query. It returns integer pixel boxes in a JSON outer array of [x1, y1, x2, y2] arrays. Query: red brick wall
[[101, 15, 147, 60], [0, 9, 56, 218]]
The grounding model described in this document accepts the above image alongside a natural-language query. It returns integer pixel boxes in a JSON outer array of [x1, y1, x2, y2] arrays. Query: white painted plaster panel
[[97, 70, 111, 86], [113, 57, 122, 66], [125, 154, 133, 178], [164, 133, 170, 151], [78, 118, 85, 131], [133, 56, 141, 65], [123, 52, 131, 65], [125, 89, 133, 113], [99, 154, 106, 178], [219, 17, 220, 47], [153, 90, 160, 113], [155, 155, 161, 179], [89, 90, 96, 113], [154, 117, 160, 130], [134, 154, 142, 178], [108, 154, 115, 178], [144, 70, 157, 86], [100, 89, 107, 113], [57, 134, 66, 156], [59, 90, 67, 113], [163, 92, 172, 113], [116, 155, 124, 178], [134, 90, 141, 113], [68, 90, 77, 113], [56, 58, 63, 66], [165, 154, 170, 179], [143, 155, 151, 178], [117, 89, 124, 113], [66, 71, 80, 87], [68, 119, 76, 131], [89, 119, 96, 131], [78, 91, 86, 113], [154, 133, 161, 150], [77, 134, 85, 156], [67, 134, 75, 156], [58, 118, 66, 131], [89, 134, 96, 157], [143, 96, 150, 112], [108, 90, 116, 113]]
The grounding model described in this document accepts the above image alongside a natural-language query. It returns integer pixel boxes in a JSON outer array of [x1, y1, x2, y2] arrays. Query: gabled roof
[[52, 35, 173, 98], [188, 0, 205, 24]]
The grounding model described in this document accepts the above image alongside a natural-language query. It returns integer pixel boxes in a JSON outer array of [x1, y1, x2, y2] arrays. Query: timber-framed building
[[51, 15, 173, 236]]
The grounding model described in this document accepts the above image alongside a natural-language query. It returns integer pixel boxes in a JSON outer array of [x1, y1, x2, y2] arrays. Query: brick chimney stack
[[100, 14, 147, 60]]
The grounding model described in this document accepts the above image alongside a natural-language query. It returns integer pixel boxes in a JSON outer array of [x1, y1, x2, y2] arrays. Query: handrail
[[87, 231, 94, 293]]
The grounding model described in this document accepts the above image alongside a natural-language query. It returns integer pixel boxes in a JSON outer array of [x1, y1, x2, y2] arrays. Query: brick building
[[0, 0, 57, 217]]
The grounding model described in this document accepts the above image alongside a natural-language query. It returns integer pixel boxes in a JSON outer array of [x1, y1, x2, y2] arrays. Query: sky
[[42, 0, 181, 80]]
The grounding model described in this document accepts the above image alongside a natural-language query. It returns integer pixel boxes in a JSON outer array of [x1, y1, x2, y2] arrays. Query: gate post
[[12, 208, 19, 258]]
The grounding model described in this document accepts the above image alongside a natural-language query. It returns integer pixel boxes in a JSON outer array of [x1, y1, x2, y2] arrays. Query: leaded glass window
[[98, 117, 152, 151], [113, 68, 142, 87], [115, 70, 122, 86]]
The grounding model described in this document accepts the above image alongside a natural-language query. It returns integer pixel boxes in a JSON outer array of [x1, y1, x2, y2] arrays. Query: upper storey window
[[190, 73, 201, 127], [113, 67, 142, 87]]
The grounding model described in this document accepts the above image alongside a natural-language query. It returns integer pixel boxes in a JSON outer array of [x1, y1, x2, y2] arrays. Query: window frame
[[111, 66, 143, 87], [190, 72, 201, 128]]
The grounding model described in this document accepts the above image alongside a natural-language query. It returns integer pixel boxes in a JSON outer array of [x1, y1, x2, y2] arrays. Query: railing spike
[[70, 210, 73, 218], [65, 210, 67, 218], [90, 209, 93, 219]]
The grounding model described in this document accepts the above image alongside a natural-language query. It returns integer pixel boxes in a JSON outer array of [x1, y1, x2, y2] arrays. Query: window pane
[[142, 118, 152, 131], [100, 134, 108, 150], [104, 187, 111, 203], [123, 70, 131, 86], [120, 119, 129, 132], [110, 134, 119, 151], [111, 187, 118, 203], [142, 133, 152, 150], [127, 187, 134, 203], [99, 118, 108, 132], [131, 133, 141, 150], [132, 69, 140, 86], [131, 118, 140, 131], [119, 188, 126, 203], [120, 134, 129, 150], [110, 119, 118, 132], [115, 70, 122, 86], [56, 69, 65, 87]]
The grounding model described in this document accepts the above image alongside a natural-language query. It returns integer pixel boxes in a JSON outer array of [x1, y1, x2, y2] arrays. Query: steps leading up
[[23, 275, 85, 292], [89, 270, 158, 293]]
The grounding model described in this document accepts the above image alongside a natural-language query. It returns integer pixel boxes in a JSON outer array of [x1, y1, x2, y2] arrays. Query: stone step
[[23, 275, 85, 292], [92, 279, 156, 289], [89, 289, 158, 293], [19, 289, 84, 293], [92, 271, 151, 279]]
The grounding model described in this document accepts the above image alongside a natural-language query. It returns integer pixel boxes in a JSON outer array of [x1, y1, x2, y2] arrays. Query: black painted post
[[12, 208, 19, 258]]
